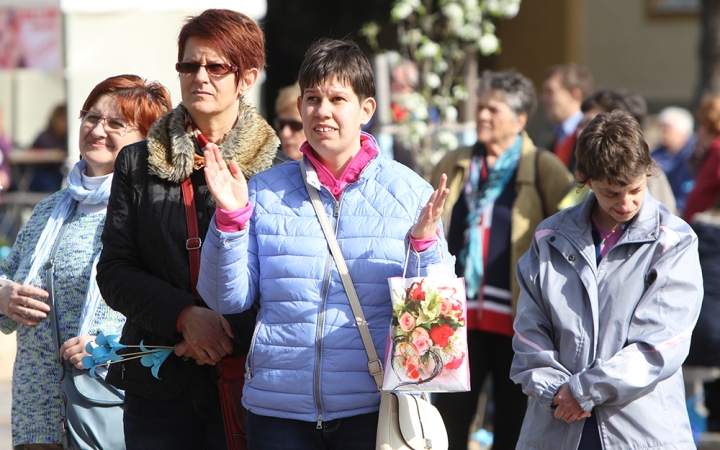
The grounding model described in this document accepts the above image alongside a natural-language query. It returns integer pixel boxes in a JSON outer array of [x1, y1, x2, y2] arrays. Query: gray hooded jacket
[[511, 192, 702, 450]]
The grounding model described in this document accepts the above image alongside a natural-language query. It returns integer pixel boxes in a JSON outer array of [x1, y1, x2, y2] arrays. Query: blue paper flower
[[82, 333, 127, 378], [139, 341, 172, 380], [81, 334, 173, 379], [83, 332, 126, 359]]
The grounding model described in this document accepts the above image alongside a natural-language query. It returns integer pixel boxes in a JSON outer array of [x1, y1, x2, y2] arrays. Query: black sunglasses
[[175, 62, 239, 76], [274, 118, 303, 132]]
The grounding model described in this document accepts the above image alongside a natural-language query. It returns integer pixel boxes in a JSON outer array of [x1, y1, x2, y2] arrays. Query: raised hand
[[411, 173, 449, 240], [204, 143, 248, 211]]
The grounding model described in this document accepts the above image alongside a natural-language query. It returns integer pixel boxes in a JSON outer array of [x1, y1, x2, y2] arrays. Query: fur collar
[[146, 102, 280, 183]]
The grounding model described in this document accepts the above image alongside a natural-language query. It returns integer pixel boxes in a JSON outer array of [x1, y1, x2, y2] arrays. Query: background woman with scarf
[[0, 74, 170, 450], [430, 70, 573, 450]]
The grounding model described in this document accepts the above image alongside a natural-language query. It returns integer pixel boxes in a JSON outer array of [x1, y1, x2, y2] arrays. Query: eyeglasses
[[175, 62, 239, 76], [79, 110, 134, 136], [274, 118, 303, 132]]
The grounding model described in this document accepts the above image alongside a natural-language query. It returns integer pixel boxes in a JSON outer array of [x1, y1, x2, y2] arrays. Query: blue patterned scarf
[[462, 135, 522, 299], [22, 159, 113, 335]]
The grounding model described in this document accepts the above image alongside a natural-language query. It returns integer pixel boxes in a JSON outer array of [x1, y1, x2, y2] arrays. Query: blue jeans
[[246, 411, 378, 450], [123, 384, 228, 450]]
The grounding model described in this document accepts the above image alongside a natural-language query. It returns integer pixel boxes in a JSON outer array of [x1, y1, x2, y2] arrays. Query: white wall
[[14, 71, 65, 148], [0, 71, 64, 149]]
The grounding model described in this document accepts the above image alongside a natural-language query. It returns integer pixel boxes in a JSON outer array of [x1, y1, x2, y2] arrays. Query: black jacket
[[97, 102, 286, 399], [687, 211, 720, 367]]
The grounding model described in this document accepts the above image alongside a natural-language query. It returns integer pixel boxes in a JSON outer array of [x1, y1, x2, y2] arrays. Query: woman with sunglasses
[[274, 82, 305, 160], [96, 9, 286, 449], [0, 74, 170, 450]]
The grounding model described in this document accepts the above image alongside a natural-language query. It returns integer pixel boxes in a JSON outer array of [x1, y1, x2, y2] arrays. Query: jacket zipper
[[246, 313, 264, 382], [314, 190, 343, 429]]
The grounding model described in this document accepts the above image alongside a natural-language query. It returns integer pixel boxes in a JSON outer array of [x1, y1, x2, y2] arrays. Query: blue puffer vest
[[198, 154, 450, 424]]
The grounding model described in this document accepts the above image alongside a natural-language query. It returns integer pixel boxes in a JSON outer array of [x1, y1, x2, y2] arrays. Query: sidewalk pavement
[[1, 382, 10, 449]]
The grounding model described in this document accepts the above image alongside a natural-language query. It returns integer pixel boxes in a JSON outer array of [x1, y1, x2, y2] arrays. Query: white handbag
[[302, 162, 448, 450], [377, 391, 449, 450]]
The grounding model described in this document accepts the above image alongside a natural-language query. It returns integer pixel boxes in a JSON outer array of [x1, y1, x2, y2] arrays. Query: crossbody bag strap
[[181, 177, 202, 298], [300, 160, 384, 390], [46, 203, 78, 358]]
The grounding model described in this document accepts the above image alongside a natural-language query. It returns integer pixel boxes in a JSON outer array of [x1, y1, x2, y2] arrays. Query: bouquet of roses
[[383, 276, 470, 391]]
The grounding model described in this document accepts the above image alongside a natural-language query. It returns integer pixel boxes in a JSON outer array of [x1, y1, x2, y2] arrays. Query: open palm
[[411, 173, 449, 240], [204, 143, 248, 211]]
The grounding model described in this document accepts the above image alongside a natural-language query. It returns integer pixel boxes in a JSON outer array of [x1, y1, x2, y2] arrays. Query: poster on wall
[[0, 7, 62, 70]]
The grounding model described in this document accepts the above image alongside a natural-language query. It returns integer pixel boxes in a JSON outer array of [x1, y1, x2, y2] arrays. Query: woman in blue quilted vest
[[196, 38, 451, 450]]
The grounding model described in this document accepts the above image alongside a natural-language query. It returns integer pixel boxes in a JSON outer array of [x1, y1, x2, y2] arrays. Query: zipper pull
[[316, 414, 323, 430]]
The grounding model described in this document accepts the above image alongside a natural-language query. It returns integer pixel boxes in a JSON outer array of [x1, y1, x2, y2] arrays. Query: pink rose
[[399, 312, 416, 332], [411, 328, 432, 355], [439, 299, 452, 316]]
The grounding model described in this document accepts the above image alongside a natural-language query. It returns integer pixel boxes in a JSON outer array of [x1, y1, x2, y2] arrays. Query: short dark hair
[[81, 74, 172, 138], [477, 70, 537, 120], [298, 39, 375, 101], [178, 9, 265, 87], [575, 110, 652, 187], [544, 64, 595, 99], [581, 88, 647, 125]]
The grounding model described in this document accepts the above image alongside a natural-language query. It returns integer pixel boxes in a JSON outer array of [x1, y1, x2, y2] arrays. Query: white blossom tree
[[361, 0, 522, 178]]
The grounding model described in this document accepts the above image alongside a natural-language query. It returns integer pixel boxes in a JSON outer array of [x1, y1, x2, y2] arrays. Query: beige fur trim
[[146, 102, 280, 183]]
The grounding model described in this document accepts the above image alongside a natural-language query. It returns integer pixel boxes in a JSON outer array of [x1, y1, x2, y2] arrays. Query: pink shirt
[[591, 215, 624, 259], [299, 133, 378, 201], [214, 132, 437, 251]]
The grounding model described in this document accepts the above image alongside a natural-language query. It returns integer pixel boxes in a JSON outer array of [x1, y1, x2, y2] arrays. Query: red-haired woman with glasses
[[0, 74, 171, 449], [96, 8, 286, 450]]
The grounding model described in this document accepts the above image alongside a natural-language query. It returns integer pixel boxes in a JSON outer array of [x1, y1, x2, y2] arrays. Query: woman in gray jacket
[[511, 110, 703, 449]]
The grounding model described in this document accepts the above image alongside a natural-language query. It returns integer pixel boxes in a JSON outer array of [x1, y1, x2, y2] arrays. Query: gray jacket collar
[[562, 188, 661, 248]]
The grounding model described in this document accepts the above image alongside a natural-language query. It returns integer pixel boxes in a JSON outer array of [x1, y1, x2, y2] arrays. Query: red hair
[[177, 9, 265, 86], [81, 74, 171, 138]]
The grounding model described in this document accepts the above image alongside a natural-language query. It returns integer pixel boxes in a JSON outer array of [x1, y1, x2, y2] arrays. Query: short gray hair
[[658, 106, 694, 137], [477, 70, 537, 120]]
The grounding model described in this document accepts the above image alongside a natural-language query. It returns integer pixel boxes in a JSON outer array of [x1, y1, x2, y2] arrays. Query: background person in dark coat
[[687, 209, 720, 432], [27, 103, 68, 192]]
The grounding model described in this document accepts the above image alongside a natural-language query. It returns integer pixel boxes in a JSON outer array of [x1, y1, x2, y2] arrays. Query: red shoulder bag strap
[[181, 177, 202, 298], [182, 177, 248, 450]]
